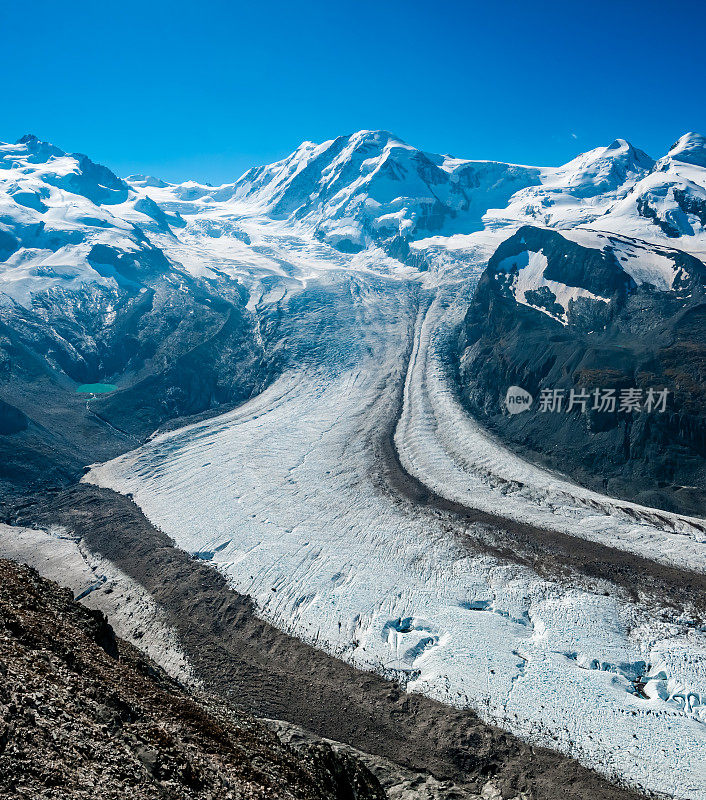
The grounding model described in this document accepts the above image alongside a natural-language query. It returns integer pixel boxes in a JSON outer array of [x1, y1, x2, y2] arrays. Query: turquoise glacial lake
[[76, 383, 118, 394]]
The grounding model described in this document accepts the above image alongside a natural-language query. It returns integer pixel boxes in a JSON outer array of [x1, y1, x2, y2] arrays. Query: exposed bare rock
[[0, 558, 385, 800]]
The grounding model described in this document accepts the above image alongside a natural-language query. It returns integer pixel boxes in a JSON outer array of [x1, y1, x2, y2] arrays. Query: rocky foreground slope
[[0, 557, 385, 800]]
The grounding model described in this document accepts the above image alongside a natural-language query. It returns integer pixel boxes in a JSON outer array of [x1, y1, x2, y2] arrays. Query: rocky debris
[[0, 558, 385, 800], [268, 720, 530, 800]]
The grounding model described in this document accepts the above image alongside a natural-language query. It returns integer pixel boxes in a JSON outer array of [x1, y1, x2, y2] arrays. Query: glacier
[[86, 221, 706, 799], [2, 129, 706, 798]]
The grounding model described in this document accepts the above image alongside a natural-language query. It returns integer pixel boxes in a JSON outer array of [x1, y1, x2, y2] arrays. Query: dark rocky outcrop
[[458, 226, 706, 516]]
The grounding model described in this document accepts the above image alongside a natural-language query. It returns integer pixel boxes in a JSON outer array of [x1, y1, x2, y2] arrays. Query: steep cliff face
[[458, 226, 706, 515]]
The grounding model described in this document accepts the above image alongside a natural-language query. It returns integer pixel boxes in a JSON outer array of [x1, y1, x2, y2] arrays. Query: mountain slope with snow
[[483, 138, 655, 230], [592, 133, 706, 256], [0, 134, 173, 307], [0, 135, 265, 496], [483, 133, 706, 260], [230, 129, 542, 257], [0, 129, 705, 799], [457, 135, 706, 516]]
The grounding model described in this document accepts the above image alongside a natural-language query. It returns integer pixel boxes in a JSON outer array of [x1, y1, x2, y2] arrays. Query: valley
[[0, 129, 705, 799]]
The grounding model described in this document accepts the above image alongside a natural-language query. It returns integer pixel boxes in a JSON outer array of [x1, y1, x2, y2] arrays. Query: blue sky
[[2, 0, 704, 183]]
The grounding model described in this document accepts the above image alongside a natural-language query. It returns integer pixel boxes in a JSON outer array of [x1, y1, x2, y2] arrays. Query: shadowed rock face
[[0, 276, 268, 501], [458, 227, 706, 516], [0, 557, 386, 800]]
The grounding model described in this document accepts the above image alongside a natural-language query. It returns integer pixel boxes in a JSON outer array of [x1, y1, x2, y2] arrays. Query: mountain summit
[[232, 129, 541, 253], [666, 131, 706, 167]]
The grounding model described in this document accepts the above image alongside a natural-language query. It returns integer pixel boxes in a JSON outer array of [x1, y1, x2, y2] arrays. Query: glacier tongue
[[86, 252, 706, 800]]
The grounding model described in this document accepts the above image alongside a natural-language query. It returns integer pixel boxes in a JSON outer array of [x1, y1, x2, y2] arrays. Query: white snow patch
[[497, 250, 608, 323]]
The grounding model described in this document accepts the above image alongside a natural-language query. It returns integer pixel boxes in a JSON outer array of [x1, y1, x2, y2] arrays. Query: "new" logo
[[504, 386, 533, 415]]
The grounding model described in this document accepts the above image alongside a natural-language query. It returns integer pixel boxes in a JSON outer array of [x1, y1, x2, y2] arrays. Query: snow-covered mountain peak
[[549, 138, 654, 196], [482, 139, 655, 232], [126, 174, 171, 189], [664, 132, 706, 168], [8, 133, 66, 164], [0, 134, 182, 308], [229, 129, 541, 254], [585, 132, 706, 255], [343, 127, 409, 148], [1, 134, 129, 207]]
